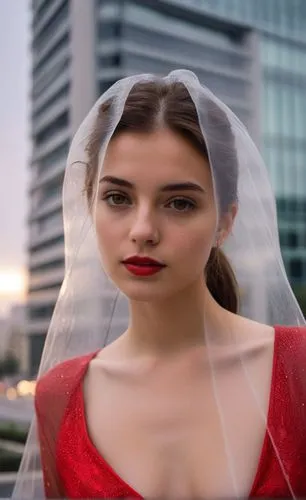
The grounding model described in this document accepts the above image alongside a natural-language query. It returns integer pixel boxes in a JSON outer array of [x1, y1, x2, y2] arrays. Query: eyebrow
[[99, 175, 206, 194]]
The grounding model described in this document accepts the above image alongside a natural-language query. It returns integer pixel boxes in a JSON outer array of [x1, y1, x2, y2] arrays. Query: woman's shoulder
[[35, 351, 97, 409]]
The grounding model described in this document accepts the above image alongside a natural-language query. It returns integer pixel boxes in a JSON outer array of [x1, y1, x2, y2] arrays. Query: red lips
[[123, 256, 164, 266], [122, 256, 166, 277]]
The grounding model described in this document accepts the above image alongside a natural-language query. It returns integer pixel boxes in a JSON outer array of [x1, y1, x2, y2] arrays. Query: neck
[[124, 280, 226, 357]]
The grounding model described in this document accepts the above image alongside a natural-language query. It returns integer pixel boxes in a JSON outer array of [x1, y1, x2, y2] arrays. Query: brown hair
[[84, 80, 239, 313]]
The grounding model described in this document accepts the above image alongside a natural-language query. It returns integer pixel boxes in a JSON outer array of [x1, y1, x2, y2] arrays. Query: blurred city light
[[16, 380, 36, 397]]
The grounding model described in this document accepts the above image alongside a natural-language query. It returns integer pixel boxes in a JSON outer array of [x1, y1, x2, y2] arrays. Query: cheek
[[95, 211, 119, 254], [171, 215, 216, 266], [176, 230, 213, 259]]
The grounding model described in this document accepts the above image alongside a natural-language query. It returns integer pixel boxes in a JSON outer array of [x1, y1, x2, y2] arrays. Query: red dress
[[35, 326, 306, 498]]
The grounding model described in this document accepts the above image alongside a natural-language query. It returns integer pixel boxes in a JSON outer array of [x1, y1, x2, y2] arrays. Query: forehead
[[102, 128, 211, 188]]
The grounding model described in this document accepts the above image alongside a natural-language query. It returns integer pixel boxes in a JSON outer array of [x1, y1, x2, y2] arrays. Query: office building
[[28, 0, 305, 372]]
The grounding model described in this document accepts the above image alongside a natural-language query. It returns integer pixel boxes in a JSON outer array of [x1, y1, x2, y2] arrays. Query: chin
[[106, 265, 201, 303], [107, 273, 176, 302], [115, 274, 200, 304], [118, 281, 172, 302]]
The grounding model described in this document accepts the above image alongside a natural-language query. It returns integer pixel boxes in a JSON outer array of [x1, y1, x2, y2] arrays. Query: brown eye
[[167, 198, 196, 212], [102, 192, 131, 206]]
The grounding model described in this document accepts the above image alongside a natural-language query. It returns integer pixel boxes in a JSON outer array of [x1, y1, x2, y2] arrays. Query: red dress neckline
[[59, 327, 280, 498]]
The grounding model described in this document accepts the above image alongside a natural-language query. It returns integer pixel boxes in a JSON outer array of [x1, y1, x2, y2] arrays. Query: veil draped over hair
[[13, 70, 305, 499]]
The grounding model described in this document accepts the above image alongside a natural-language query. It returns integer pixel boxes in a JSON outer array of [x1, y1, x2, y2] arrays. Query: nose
[[129, 207, 160, 247]]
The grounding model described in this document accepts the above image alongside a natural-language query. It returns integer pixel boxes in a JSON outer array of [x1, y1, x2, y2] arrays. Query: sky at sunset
[[0, 1, 30, 315]]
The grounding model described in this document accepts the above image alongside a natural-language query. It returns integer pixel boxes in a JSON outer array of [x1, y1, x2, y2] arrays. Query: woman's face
[[95, 128, 218, 302]]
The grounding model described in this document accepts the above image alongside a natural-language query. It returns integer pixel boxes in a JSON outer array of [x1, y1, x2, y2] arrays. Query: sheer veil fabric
[[12, 70, 305, 499]]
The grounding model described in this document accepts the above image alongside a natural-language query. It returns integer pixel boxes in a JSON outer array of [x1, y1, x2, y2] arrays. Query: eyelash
[[101, 192, 197, 213]]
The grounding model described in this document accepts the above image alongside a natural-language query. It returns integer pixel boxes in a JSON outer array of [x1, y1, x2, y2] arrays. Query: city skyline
[[1, 0, 305, 321]]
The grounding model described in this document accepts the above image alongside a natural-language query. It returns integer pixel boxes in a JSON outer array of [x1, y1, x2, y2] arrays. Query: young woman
[[13, 71, 306, 499]]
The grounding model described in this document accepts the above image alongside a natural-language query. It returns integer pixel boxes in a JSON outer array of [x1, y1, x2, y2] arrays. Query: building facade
[[184, 0, 306, 285], [28, 0, 305, 373]]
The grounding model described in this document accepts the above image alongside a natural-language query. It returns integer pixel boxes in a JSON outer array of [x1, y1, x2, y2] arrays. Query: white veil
[[13, 70, 305, 499]]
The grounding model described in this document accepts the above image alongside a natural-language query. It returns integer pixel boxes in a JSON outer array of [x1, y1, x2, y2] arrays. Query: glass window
[[250, 0, 264, 25], [270, 0, 282, 34], [289, 258, 303, 279], [262, 80, 270, 135], [280, 0, 296, 35], [282, 84, 295, 137], [29, 280, 61, 296], [287, 198, 298, 213], [257, 0, 274, 26], [216, 0, 244, 20], [38, 211, 62, 233], [272, 146, 284, 195], [279, 44, 291, 72], [99, 79, 117, 94], [260, 38, 272, 67], [294, 88, 306, 139], [276, 197, 287, 214], [264, 79, 283, 137], [29, 334, 47, 376], [265, 143, 273, 187], [29, 304, 55, 319], [97, 22, 121, 39], [272, 39, 281, 69], [30, 235, 64, 252], [296, 46, 306, 75], [124, 3, 242, 51], [124, 51, 249, 101], [35, 112, 69, 146], [38, 141, 69, 171], [33, 33, 69, 79], [33, 84, 70, 120], [295, 149, 306, 197], [287, 231, 299, 249], [33, 0, 50, 25], [33, 1, 69, 51], [99, 54, 121, 68], [296, 0, 306, 37], [122, 25, 248, 72], [32, 57, 70, 99], [98, 0, 121, 16], [41, 182, 62, 203], [279, 229, 287, 247]]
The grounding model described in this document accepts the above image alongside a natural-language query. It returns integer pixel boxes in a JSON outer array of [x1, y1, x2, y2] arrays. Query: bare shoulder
[[87, 332, 144, 374], [84, 334, 158, 395], [84, 337, 127, 389], [224, 313, 275, 349], [229, 315, 306, 367]]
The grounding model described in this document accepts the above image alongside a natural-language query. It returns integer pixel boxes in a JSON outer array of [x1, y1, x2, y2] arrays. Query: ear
[[216, 202, 238, 247]]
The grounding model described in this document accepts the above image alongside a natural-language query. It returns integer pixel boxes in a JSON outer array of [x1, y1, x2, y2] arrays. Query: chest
[[83, 354, 271, 498]]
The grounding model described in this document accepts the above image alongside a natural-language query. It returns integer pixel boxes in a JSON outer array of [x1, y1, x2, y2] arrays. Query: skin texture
[[94, 128, 235, 353], [83, 128, 275, 499], [96, 128, 218, 300]]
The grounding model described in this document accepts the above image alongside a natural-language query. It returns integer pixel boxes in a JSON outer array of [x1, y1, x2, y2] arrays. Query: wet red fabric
[[35, 326, 306, 498]]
